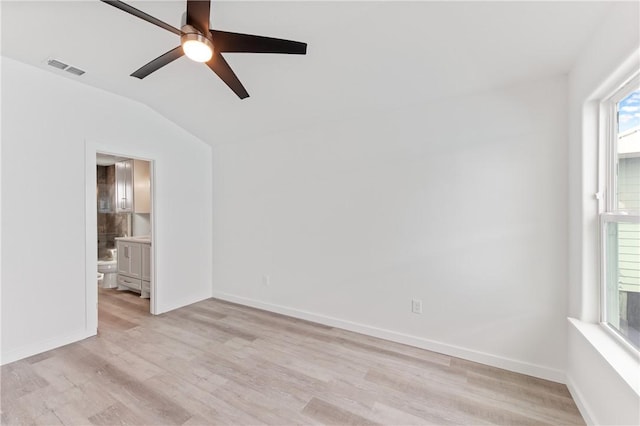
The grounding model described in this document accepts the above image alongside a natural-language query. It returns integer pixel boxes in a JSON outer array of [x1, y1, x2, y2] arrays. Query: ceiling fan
[[100, 0, 307, 99]]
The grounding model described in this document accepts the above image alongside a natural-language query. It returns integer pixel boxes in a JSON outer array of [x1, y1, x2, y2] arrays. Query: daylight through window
[[601, 75, 640, 349]]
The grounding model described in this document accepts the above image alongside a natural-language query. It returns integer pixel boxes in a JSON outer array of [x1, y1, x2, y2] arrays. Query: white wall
[[567, 2, 640, 424], [132, 213, 152, 237], [1, 57, 213, 364], [212, 75, 569, 381]]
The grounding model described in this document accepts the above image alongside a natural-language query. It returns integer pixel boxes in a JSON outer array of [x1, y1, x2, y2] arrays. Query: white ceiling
[[1, 1, 614, 145], [96, 153, 131, 165]]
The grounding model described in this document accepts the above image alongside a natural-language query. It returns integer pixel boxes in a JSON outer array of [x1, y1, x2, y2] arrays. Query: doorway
[[95, 152, 155, 330]]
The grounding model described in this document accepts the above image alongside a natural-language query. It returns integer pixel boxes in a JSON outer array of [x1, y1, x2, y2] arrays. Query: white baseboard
[[1, 328, 95, 366], [566, 375, 596, 425], [211, 291, 566, 383]]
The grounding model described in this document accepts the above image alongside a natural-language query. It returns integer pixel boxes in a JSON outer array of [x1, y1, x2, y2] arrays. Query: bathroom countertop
[[115, 236, 152, 244]]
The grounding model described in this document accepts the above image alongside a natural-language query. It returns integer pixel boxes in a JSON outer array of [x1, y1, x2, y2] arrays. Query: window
[[601, 74, 640, 349]]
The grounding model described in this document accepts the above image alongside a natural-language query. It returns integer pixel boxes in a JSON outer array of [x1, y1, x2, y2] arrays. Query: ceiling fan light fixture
[[181, 26, 213, 62], [100, 0, 307, 99]]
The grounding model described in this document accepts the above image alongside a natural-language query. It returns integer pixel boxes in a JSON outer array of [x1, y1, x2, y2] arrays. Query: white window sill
[[568, 317, 640, 396]]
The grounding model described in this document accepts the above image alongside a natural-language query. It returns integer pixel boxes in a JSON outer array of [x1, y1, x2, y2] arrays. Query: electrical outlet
[[262, 275, 270, 286], [411, 299, 422, 314]]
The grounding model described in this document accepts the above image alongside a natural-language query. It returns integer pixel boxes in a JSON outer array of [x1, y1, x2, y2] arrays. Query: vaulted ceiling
[[1, 1, 614, 145]]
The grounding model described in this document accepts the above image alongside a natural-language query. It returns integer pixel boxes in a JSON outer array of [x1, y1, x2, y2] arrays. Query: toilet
[[97, 248, 118, 288]]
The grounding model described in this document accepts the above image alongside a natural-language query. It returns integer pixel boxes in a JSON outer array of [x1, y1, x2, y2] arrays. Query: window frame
[[598, 72, 640, 352], [603, 74, 640, 213], [600, 213, 640, 352]]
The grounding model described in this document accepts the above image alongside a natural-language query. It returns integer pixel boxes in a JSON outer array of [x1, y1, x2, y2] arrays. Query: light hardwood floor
[[1, 288, 584, 425]]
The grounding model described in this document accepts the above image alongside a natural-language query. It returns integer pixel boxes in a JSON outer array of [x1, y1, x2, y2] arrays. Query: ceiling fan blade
[[131, 46, 184, 79], [205, 52, 249, 99], [186, 0, 211, 34], [100, 0, 182, 36], [210, 30, 307, 54]]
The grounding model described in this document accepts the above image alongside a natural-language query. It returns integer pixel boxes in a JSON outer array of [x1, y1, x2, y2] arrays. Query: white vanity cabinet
[[116, 237, 151, 298], [141, 244, 151, 296], [117, 241, 141, 278], [115, 160, 151, 214], [141, 244, 151, 281]]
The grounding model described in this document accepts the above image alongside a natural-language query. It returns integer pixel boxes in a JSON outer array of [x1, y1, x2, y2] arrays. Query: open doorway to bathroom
[[96, 153, 154, 329]]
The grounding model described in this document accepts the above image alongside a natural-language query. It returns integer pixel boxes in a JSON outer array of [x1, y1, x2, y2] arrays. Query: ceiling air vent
[[47, 59, 68, 70], [66, 66, 85, 76]]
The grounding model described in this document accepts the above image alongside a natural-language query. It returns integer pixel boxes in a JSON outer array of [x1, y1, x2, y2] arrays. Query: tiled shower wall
[[97, 165, 129, 258]]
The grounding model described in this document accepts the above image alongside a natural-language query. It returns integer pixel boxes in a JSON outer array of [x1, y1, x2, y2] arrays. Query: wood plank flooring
[[1, 288, 585, 425]]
